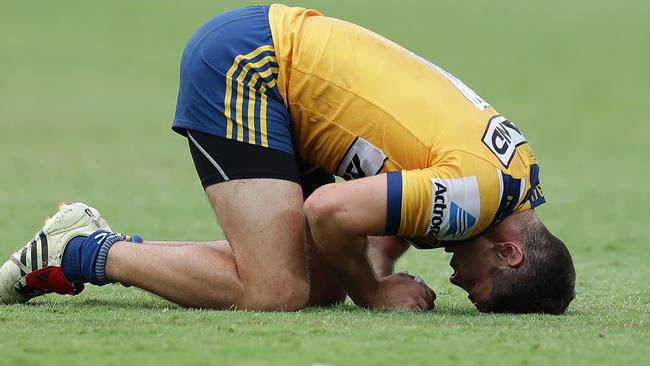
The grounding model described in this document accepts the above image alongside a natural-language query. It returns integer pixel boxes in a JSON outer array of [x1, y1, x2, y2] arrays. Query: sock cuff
[[93, 233, 123, 286]]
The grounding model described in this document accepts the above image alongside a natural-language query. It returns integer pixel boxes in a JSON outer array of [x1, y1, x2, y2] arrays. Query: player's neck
[[488, 209, 537, 243]]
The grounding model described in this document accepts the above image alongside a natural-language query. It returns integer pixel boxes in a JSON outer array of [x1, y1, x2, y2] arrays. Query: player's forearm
[[317, 236, 379, 307], [307, 213, 380, 307], [304, 176, 396, 308], [367, 236, 410, 278]]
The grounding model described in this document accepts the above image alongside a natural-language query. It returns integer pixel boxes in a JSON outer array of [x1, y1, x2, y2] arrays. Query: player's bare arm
[[367, 236, 410, 278], [305, 175, 435, 311]]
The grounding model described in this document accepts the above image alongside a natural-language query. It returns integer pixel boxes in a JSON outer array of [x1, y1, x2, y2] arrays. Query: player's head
[[445, 210, 575, 314]]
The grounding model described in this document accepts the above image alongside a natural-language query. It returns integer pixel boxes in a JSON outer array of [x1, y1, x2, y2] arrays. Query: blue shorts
[[172, 6, 294, 155]]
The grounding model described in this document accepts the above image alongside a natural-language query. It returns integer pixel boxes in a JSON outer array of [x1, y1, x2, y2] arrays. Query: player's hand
[[367, 272, 436, 311]]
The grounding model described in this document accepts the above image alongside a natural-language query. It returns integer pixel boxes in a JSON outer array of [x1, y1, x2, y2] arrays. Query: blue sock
[[61, 230, 123, 286], [61, 236, 86, 282]]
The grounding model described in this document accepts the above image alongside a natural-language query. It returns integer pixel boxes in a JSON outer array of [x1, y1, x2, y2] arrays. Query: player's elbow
[[303, 184, 345, 231]]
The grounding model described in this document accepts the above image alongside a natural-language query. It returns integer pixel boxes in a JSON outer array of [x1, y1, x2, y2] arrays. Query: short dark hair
[[482, 221, 576, 314]]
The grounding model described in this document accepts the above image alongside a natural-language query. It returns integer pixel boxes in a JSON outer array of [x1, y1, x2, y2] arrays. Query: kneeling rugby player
[[1, 4, 575, 313]]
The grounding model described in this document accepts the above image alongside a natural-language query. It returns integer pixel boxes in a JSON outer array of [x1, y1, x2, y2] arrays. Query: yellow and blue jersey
[[268, 4, 545, 243], [173, 4, 546, 243]]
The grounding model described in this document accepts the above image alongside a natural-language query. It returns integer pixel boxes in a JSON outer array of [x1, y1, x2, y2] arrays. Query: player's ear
[[492, 242, 523, 268]]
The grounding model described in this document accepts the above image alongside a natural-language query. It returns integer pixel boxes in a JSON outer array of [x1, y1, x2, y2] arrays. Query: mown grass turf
[[1, 1, 648, 365]]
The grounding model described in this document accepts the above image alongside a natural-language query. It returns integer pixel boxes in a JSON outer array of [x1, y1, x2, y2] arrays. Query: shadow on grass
[[305, 302, 581, 318], [304, 302, 479, 316], [24, 295, 578, 318], [25, 296, 182, 311], [21, 298, 481, 317]]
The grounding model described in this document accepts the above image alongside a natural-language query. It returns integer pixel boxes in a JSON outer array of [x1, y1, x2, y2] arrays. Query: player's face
[[445, 237, 496, 311]]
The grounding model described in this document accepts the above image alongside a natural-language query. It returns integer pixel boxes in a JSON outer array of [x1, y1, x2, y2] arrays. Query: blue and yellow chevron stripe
[[224, 45, 279, 147]]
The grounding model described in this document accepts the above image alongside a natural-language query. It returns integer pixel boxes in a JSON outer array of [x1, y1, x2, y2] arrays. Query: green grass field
[[1, 0, 648, 365]]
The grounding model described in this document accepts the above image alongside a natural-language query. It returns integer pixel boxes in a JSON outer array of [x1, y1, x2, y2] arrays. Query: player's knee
[[268, 285, 309, 311], [243, 275, 310, 311]]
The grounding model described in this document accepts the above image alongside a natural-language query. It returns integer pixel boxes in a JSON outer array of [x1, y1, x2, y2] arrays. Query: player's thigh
[[205, 179, 307, 289], [185, 128, 307, 295], [171, 6, 311, 308], [186, 130, 309, 309]]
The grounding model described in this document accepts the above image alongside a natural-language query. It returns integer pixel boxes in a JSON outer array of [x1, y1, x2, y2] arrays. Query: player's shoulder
[[429, 138, 545, 241], [478, 115, 532, 171]]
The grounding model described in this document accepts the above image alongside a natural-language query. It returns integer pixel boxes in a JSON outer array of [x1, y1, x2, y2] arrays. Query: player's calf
[[305, 241, 347, 307]]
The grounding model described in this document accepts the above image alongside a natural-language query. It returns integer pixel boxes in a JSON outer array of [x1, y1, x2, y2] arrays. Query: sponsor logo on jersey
[[449, 202, 477, 238], [425, 176, 481, 241], [335, 137, 388, 180], [481, 116, 527, 168], [428, 182, 448, 235]]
